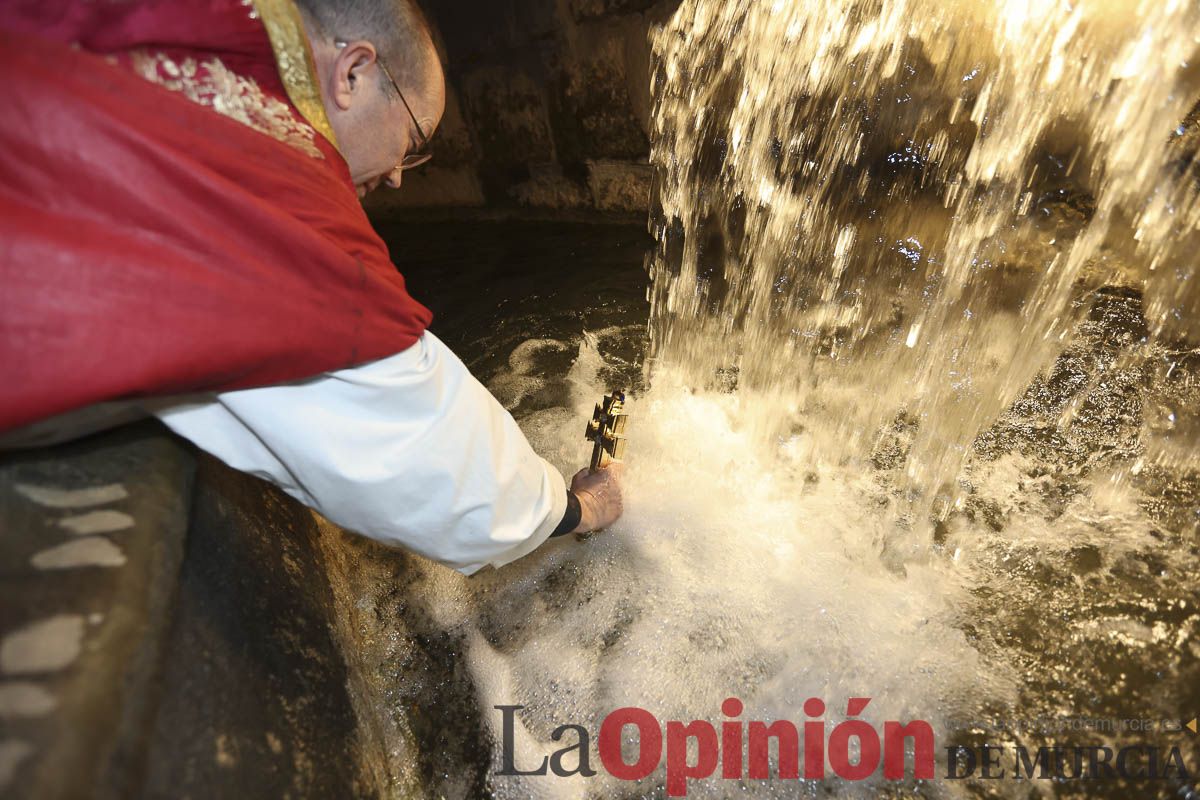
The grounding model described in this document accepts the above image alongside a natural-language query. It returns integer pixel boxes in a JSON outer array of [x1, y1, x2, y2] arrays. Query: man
[[0, 0, 624, 574]]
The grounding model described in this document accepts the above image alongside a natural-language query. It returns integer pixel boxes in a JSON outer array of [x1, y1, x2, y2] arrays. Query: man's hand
[[569, 464, 625, 534]]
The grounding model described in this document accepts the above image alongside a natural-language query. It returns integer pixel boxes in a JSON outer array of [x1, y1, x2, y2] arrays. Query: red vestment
[[0, 0, 433, 432]]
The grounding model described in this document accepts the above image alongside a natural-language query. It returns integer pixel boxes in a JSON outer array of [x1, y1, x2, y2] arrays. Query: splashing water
[[346, 313, 1198, 799], [646, 0, 1200, 504], [343, 2, 1200, 796]]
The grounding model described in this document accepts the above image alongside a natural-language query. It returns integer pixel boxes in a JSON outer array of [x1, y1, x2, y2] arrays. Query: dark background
[[364, 0, 682, 217]]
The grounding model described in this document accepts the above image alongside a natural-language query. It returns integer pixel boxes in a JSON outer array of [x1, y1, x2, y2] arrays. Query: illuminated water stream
[[647, 0, 1200, 499], [352, 1, 1200, 797]]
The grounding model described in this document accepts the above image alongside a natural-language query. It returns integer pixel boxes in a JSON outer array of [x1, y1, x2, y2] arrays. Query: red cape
[[0, 2, 432, 432]]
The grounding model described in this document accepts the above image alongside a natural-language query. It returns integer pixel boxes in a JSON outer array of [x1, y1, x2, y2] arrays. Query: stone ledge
[[587, 159, 653, 212], [0, 425, 381, 799], [0, 423, 193, 800]]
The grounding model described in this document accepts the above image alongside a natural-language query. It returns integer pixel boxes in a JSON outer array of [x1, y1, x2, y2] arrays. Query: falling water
[[646, 0, 1200, 511], [338, 4, 1200, 798]]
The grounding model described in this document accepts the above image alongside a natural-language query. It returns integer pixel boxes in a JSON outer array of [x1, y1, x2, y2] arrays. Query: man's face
[[310, 38, 446, 197]]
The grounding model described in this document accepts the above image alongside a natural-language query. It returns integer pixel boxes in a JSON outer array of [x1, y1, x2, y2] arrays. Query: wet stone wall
[[366, 0, 680, 215]]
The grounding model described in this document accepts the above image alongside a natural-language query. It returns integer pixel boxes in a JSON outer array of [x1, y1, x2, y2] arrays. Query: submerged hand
[[570, 463, 625, 534]]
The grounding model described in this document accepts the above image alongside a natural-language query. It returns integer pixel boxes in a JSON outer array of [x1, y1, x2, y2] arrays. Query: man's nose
[[385, 166, 404, 189]]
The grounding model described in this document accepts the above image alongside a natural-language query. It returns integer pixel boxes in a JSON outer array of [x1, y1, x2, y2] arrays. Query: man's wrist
[[550, 491, 582, 537], [570, 490, 599, 535]]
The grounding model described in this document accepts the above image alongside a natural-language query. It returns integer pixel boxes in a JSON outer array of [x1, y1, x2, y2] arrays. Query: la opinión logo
[[495, 697, 935, 797]]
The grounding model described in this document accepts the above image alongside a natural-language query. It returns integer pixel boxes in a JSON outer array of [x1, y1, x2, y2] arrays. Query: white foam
[[421, 343, 1021, 798]]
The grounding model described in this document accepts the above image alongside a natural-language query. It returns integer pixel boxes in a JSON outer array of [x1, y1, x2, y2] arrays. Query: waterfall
[[350, 6, 1200, 797], [646, 0, 1200, 515]]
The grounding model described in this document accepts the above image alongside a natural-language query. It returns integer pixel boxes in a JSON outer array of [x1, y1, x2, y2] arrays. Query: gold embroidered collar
[[251, 0, 340, 153]]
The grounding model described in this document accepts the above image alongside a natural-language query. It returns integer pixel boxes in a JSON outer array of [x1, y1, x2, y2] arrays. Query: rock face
[[366, 0, 680, 215], [140, 456, 370, 800], [0, 425, 382, 799]]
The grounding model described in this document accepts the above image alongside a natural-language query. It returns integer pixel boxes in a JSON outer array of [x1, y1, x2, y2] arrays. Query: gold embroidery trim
[[130, 51, 324, 160], [251, 0, 340, 152]]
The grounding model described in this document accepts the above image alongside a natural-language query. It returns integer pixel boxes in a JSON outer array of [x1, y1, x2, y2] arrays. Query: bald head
[[297, 0, 441, 98]]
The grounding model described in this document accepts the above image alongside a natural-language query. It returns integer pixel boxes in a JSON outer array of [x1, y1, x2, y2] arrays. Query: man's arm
[[149, 331, 622, 574]]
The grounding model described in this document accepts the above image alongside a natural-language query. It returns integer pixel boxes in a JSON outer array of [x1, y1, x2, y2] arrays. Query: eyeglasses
[[376, 58, 432, 170], [335, 40, 432, 171]]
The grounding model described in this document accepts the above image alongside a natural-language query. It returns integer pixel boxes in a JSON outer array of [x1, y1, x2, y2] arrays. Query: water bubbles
[[896, 237, 923, 264]]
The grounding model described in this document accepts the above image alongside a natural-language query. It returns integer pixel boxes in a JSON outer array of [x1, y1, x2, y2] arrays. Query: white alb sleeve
[[150, 331, 568, 574]]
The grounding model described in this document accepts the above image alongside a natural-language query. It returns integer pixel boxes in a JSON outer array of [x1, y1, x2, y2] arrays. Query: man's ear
[[329, 40, 379, 111]]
